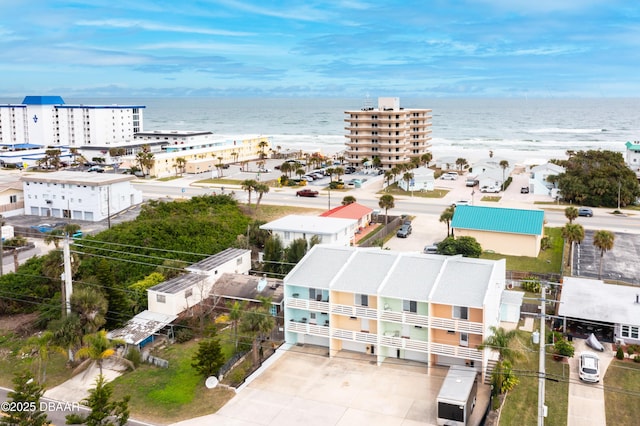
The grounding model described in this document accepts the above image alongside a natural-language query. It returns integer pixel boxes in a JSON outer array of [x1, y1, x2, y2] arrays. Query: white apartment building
[[0, 95, 144, 160], [344, 97, 432, 170], [21, 171, 142, 221]]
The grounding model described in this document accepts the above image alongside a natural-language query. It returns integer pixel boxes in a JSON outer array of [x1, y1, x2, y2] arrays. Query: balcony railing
[[331, 304, 377, 319], [380, 311, 429, 327], [379, 335, 429, 353], [331, 328, 377, 344], [286, 297, 329, 313], [287, 320, 330, 337], [430, 317, 484, 334], [430, 342, 483, 361]]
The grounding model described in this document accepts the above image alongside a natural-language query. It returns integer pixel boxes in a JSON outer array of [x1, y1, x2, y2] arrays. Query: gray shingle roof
[[186, 248, 250, 272], [149, 273, 207, 294]]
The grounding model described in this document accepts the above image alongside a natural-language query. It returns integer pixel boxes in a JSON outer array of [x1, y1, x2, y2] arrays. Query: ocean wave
[[527, 128, 605, 134]]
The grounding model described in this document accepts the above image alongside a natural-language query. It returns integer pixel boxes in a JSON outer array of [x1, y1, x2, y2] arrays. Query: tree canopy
[[553, 150, 640, 207], [437, 236, 482, 258]]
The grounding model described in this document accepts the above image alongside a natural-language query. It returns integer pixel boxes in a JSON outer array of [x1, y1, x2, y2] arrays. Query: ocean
[[8, 96, 640, 163]]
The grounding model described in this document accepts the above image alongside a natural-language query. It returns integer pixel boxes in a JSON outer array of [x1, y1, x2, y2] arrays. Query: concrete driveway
[[567, 338, 614, 426], [172, 346, 490, 426]]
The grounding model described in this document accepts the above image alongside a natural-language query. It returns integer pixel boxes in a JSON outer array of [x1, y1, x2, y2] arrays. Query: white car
[[451, 200, 470, 207], [440, 172, 458, 180], [578, 352, 600, 383], [481, 186, 500, 193]]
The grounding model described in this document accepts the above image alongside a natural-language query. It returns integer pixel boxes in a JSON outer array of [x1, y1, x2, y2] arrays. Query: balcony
[[287, 320, 330, 337], [379, 311, 429, 327], [331, 304, 377, 319], [430, 317, 484, 334], [331, 328, 377, 344], [430, 342, 483, 361], [380, 335, 429, 353], [286, 297, 329, 313]]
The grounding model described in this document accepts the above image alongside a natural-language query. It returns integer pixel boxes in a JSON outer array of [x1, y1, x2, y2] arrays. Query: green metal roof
[[451, 205, 544, 235], [625, 141, 640, 151]]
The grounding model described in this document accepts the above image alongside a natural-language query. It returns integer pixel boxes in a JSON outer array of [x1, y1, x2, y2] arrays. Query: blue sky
[[1, 0, 639, 98]]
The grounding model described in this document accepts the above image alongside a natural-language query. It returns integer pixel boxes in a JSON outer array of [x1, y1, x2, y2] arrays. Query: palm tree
[[342, 195, 356, 205], [175, 157, 186, 176], [455, 157, 468, 172], [439, 206, 455, 237], [75, 330, 131, 376], [226, 300, 246, 351], [254, 183, 270, 212], [564, 206, 578, 224], [478, 326, 523, 363], [217, 157, 224, 177], [592, 230, 615, 279], [23, 331, 66, 383], [402, 172, 414, 192], [231, 151, 239, 163], [378, 194, 395, 225], [241, 179, 258, 205], [421, 152, 433, 167], [390, 166, 400, 183], [280, 162, 292, 178], [499, 160, 510, 191], [333, 167, 344, 182], [562, 223, 585, 267], [71, 287, 109, 334], [240, 297, 275, 365], [325, 167, 334, 182]]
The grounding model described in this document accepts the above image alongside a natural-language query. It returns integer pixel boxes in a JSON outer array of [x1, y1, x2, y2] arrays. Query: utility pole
[[0, 214, 4, 277], [62, 237, 73, 317], [617, 181, 621, 210], [537, 283, 547, 426]]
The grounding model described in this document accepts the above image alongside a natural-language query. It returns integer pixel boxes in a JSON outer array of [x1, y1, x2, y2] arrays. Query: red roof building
[[320, 202, 373, 230]]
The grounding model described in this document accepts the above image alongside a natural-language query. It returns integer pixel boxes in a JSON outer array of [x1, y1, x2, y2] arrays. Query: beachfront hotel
[[344, 97, 432, 169], [0, 96, 144, 162]]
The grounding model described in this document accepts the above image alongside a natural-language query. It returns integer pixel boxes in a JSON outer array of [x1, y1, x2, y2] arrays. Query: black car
[[520, 186, 529, 194]]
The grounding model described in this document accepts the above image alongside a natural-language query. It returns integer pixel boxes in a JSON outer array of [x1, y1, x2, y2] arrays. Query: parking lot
[[573, 230, 640, 284], [172, 346, 490, 426]]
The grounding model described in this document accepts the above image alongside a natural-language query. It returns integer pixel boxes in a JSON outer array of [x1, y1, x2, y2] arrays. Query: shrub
[[616, 346, 625, 360], [175, 328, 194, 343], [540, 236, 551, 251], [125, 348, 142, 368], [521, 277, 541, 293], [547, 330, 563, 345], [628, 346, 635, 356], [227, 365, 247, 387], [634, 355, 640, 363], [65, 413, 84, 424], [554, 339, 575, 358]]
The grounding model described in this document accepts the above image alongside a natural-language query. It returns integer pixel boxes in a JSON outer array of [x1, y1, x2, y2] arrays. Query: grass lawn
[[241, 204, 324, 222], [0, 332, 71, 390], [481, 227, 563, 274], [604, 360, 640, 425], [481, 196, 501, 202], [499, 330, 569, 426], [377, 183, 449, 198], [157, 176, 181, 182], [110, 339, 235, 425]]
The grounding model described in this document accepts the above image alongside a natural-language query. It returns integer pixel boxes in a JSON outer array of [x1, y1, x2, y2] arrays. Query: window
[[9, 195, 17, 203], [452, 306, 468, 320], [185, 289, 193, 298], [156, 294, 166, 303], [355, 294, 368, 307], [236, 257, 243, 265], [621, 325, 639, 339], [403, 300, 417, 313]]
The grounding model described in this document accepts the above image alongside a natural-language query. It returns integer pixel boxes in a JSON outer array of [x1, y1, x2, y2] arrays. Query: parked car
[[578, 207, 593, 217], [520, 186, 530, 194], [481, 186, 500, 193], [578, 352, 600, 383], [440, 172, 458, 180], [301, 175, 314, 182], [451, 200, 470, 207], [347, 179, 362, 186], [296, 189, 319, 197], [396, 224, 412, 238], [87, 165, 104, 173], [423, 244, 438, 254]]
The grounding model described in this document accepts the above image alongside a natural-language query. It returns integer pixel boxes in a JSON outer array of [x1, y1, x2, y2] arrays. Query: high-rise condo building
[[344, 97, 432, 170]]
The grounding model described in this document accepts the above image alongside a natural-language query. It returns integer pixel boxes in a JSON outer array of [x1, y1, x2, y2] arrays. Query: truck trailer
[[436, 365, 478, 426]]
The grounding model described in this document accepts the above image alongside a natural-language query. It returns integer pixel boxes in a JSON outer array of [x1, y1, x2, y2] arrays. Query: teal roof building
[[451, 205, 545, 257]]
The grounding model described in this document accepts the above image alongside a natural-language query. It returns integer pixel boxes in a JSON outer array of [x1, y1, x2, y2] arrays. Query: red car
[[296, 189, 319, 197]]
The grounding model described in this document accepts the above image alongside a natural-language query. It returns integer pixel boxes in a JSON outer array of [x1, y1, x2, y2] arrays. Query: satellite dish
[[205, 376, 219, 389]]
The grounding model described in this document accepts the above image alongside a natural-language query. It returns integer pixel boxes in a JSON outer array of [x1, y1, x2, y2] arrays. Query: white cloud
[[75, 19, 253, 37]]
